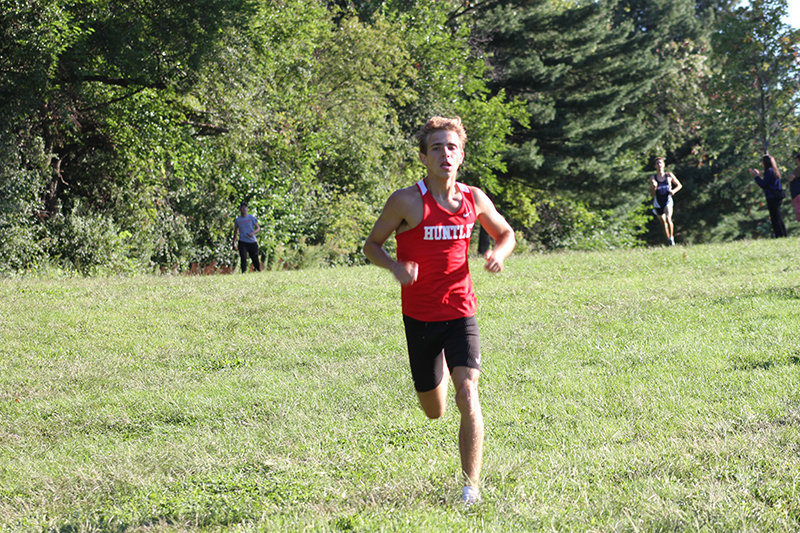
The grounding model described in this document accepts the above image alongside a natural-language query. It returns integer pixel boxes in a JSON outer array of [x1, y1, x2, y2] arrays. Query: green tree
[[395, 1, 529, 190], [673, 0, 800, 243], [613, 0, 718, 158], [0, 0, 83, 270], [707, 0, 800, 157], [477, 0, 658, 195], [0, 0, 257, 271], [134, 0, 334, 269], [457, 0, 658, 249], [0, 0, 530, 272]]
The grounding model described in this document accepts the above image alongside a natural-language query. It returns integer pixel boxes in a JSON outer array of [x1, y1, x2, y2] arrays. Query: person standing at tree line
[[750, 154, 787, 238], [363, 116, 516, 505], [649, 156, 682, 246], [232, 201, 261, 273]]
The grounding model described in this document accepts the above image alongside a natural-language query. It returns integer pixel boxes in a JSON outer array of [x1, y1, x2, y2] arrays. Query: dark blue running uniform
[[652, 174, 672, 216]]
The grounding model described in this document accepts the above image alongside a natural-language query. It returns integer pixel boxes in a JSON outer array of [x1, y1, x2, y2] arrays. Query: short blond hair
[[415, 116, 467, 155]]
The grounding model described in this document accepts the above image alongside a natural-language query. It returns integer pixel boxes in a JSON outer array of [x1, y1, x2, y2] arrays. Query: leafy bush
[[0, 216, 44, 273], [0, 128, 49, 273], [44, 205, 136, 275], [515, 192, 649, 251]]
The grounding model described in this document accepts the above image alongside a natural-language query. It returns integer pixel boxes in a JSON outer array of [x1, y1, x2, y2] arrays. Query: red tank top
[[396, 179, 477, 322]]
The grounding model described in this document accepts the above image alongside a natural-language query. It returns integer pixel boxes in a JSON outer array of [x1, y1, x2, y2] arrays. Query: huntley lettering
[[423, 224, 475, 241]]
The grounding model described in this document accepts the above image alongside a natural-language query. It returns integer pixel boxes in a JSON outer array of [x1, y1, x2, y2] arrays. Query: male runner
[[649, 156, 682, 246], [363, 116, 515, 504]]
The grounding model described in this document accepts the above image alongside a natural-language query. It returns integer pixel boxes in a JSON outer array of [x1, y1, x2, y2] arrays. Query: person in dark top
[[649, 157, 682, 246], [750, 154, 787, 238]]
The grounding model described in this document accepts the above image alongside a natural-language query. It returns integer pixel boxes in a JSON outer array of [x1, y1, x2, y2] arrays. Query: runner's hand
[[392, 261, 418, 286], [484, 250, 505, 273]]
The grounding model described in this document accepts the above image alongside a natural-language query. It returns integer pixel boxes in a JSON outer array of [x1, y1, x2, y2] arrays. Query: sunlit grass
[[1, 238, 800, 531]]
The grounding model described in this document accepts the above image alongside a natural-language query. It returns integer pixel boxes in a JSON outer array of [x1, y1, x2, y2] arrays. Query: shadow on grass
[[731, 352, 800, 371], [714, 286, 800, 305]]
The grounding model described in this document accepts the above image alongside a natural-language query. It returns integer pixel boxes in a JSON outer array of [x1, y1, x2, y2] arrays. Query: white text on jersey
[[423, 224, 474, 241]]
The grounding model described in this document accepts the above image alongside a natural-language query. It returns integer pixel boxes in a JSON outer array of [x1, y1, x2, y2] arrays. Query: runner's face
[[240, 205, 247, 216], [420, 130, 464, 180], [655, 159, 665, 172]]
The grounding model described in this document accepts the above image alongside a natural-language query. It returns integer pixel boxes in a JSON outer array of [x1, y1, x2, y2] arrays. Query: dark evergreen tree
[[475, 0, 659, 205], [464, 0, 733, 248]]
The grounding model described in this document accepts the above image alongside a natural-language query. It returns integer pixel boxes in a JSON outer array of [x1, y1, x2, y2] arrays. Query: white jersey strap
[[417, 180, 471, 195]]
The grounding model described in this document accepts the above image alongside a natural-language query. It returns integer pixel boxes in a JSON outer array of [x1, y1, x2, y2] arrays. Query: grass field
[[1, 238, 800, 532]]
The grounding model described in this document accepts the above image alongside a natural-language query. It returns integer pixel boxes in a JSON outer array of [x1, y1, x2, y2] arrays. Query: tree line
[[1, 0, 798, 274]]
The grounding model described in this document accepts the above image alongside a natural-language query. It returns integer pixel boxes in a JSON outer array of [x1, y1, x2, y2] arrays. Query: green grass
[[2, 238, 800, 532]]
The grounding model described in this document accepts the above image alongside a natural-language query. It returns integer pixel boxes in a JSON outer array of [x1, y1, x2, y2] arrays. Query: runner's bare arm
[[669, 173, 683, 194], [363, 189, 419, 286], [471, 187, 515, 273]]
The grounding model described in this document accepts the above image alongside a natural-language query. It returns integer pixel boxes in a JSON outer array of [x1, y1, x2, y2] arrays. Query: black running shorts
[[402, 315, 481, 392]]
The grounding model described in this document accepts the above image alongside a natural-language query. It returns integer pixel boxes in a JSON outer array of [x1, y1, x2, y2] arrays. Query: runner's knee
[[422, 403, 446, 419], [455, 378, 479, 413]]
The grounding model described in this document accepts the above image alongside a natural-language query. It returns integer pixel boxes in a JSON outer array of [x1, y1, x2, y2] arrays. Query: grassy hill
[[2, 238, 799, 532]]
